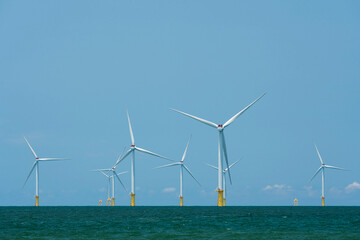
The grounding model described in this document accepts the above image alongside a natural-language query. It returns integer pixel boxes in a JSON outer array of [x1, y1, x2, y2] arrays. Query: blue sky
[[1, 0, 360, 206]]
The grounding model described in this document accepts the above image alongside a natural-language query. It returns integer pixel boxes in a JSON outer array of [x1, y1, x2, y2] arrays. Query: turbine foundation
[[223, 198, 226, 206], [216, 190, 223, 207], [112, 197, 115, 206], [180, 196, 183, 207], [106, 198, 111, 206], [130, 193, 135, 206], [35, 195, 39, 207], [321, 197, 325, 206]]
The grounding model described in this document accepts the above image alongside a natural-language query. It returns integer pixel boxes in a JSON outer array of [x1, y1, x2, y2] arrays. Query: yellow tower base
[[321, 197, 325, 206], [216, 190, 223, 207], [35, 195, 39, 207], [112, 197, 115, 206], [223, 198, 226, 206], [98, 200, 103, 206], [106, 198, 111, 206], [130, 193, 135, 206], [180, 196, 183, 206]]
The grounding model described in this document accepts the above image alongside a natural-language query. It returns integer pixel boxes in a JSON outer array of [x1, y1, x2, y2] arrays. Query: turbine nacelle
[[131, 145, 135, 149], [217, 124, 224, 131]]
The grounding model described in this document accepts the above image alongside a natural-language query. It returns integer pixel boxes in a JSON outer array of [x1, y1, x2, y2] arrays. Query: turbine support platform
[[112, 198, 115, 206], [130, 193, 135, 206], [35, 195, 39, 207], [106, 198, 111, 206], [223, 198, 226, 206], [216, 190, 224, 207], [180, 196, 183, 207], [321, 197, 325, 206]]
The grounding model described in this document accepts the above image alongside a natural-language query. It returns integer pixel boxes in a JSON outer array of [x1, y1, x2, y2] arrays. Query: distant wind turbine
[[310, 144, 347, 206], [154, 137, 201, 206], [114, 111, 173, 206], [170, 93, 265, 206], [23, 137, 68, 206], [207, 159, 240, 206], [93, 169, 127, 206]]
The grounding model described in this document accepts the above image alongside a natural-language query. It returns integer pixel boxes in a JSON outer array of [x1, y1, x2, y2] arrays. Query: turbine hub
[[131, 145, 135, 148], [217, 124, 224, 130], [36, 158, 39, 160]]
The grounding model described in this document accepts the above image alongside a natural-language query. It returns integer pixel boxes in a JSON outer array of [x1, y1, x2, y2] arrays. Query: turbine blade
[[38, 158, 69, 161], [223, 93, 266, 128], [23, 161, 37, 188], [117, 171, 128, 175], [183, 165, 201, 186], [181, 136, 191, 163], [310, 166, 323, 181], [220, 131, 232, 184], [314, 144, 324, 165], [114, 172, 128, 192], [153, 162, 179, 169], [98, 170, 111, 178], [113, 148, 133, 167], [206, 163, 218, 170], [169, 108, 218, 128], [91, 168, 112, 172], [127, 111, 135, 145], [135, 147, 174, 162], [324, 165, 347, 171], [24, 137, 38, 159], [228, 159, 241, 169]]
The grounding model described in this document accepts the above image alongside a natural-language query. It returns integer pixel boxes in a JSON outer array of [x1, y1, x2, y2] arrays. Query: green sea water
[[0, 206, 359, 239]]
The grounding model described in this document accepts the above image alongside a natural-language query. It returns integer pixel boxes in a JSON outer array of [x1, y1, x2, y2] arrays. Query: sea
[[0, 206, 359, 239]]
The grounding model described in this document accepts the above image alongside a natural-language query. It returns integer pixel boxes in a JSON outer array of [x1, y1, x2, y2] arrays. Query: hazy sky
[[1, 0, 360, 206]]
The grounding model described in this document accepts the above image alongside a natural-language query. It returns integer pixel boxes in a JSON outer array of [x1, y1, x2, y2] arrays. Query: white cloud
[[304, 186, 316, 197], [263, 184, 291, 192], [345, 182, 360, 193], [162, 187, 176, 193]]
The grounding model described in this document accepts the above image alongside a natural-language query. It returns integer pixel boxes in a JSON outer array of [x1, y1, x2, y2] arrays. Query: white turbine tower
[[23, 137, 68, 206], [114, 111, 173, 206], [207, 159, 240, 206], [154, 137, 201, 206], [310, 144, 347, 206], [170, 93, 265, 206], [93, 169, 127, 206]]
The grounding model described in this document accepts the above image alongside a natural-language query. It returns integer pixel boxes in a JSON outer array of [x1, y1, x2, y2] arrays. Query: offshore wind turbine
[[207, 159, 240, 206], [114, 111, 173, 206], [170, 93, 265, 206], [23, 137, 68, 206], [93, 169, 127, 206], [310, 144, 347, 206], [154, 137, 201, 206]]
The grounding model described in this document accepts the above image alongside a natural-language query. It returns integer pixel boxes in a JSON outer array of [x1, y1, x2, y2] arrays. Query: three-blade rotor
[[154, 137, 201, 186], [114, 111, 173, 167], [23, 137, 68, 188], [310, 144, 347, 181], [170, 93, 266, 185]]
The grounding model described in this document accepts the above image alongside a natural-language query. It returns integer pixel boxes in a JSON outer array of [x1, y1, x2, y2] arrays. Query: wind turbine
[[310, 144, 347, 206], [93, 169, 127, 206], [170, 93, 265, 206], [154, 137, 201, 206], [23, 137, 68, 206], [207, 159, 240, 206], [114, 111, 173, 206]]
